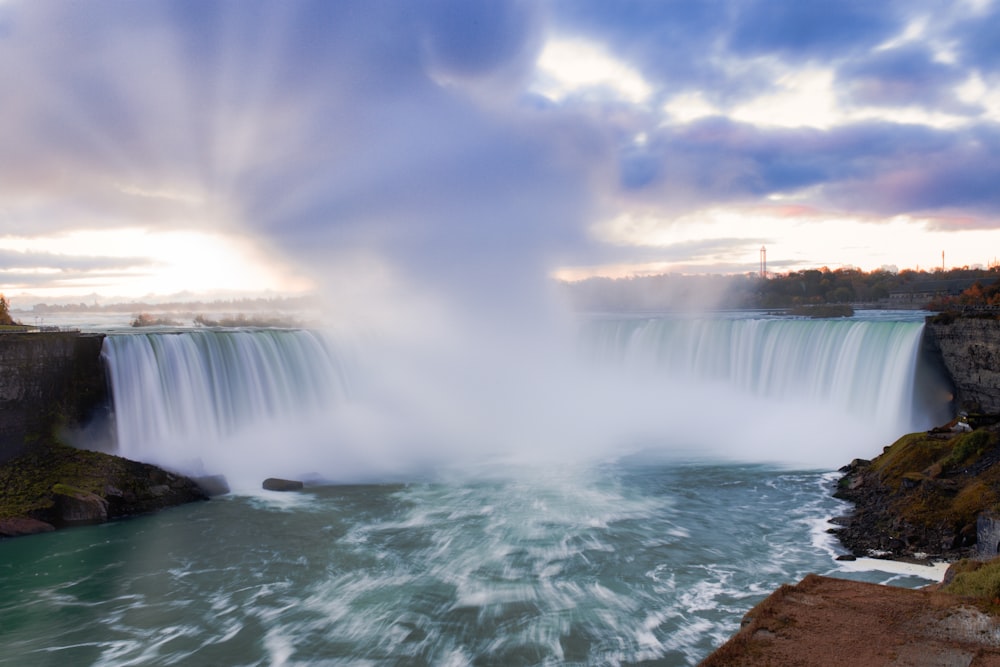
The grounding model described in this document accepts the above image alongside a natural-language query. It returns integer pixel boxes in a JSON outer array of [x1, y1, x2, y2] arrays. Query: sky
[[2, 0, 1000, 304]]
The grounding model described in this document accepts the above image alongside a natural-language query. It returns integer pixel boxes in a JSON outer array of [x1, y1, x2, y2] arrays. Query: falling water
[[580, 315, 928, 433], [4, 313, 948, 666], [101, 329, 352, 472], [98, 313, 940, 480]]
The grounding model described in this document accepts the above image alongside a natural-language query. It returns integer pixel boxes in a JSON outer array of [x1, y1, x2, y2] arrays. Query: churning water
[[0, 463, 938, 666], [0, 312, 948, 665]]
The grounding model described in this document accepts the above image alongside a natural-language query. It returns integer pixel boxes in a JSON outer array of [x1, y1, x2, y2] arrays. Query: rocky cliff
[[924, 314, 1000, 416], [829, 315, 1000, 562], [0, 332, 108, 463], [0, 332, 214, 537]]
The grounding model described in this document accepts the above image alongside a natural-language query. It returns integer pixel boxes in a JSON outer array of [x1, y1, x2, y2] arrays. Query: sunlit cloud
[[533, 37, 652, 104], [729, 66, 841, 129], [0, 229, 312, 298], [662, 91, 721, 124], [4, 0, 1000, 300]]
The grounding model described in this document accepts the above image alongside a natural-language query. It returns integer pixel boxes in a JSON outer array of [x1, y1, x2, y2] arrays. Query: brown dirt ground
[[700, 574, 1000, 667]]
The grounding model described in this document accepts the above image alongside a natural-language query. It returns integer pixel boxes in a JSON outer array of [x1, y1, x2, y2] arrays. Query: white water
[[99, 314, 939, 485], [582, 316, 926, 434], [102, 329, 352, 479]]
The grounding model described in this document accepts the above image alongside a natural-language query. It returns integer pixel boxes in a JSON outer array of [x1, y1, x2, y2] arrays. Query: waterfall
[[98, 316, 942, 479], [580, 316, 932, 437], [102, 329, 351, 471]]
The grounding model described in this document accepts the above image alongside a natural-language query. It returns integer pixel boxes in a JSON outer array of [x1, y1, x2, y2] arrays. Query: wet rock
[[263, 478, 304, 492], [53, 483, 109, 524], [0, 441, 208, 538], [194, 474, 230, 497], [0, 517, 55, 537]]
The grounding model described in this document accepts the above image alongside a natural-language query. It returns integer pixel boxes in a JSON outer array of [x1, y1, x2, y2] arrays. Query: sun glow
[[0, 228, 313, 299]]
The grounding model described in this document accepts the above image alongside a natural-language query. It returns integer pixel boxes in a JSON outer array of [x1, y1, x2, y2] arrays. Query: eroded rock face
[[925, 316, 1000, 415], [0, 332, 108, 464]]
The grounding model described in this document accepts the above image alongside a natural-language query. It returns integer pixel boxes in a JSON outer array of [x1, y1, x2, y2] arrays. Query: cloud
[[727, 1, 905, 58], [0, 248, 149, 272], [0, 1, 619, 309], [837, 44, 970, 112], [4, 0, 1000, 297]]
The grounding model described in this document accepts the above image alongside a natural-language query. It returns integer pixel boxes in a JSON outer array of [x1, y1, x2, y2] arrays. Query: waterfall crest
[[99, 316, 939, 479], [581, 316, 929, 436], [102, 330, 350, 469]]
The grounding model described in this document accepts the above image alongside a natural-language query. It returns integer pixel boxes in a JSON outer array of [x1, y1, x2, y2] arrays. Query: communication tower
[[760, 246, 767, 278]]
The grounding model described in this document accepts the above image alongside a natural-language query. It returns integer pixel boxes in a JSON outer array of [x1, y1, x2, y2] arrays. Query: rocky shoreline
[[0, 439, 209, 537], [700, 314, 1000, 664], [830, 423, 1000, 563], [699, 422, 1000, 665]]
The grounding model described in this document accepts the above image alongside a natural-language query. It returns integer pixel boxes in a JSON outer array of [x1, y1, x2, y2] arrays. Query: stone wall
[[923, 316, 1000, 416], [0, 332, 108, 463]]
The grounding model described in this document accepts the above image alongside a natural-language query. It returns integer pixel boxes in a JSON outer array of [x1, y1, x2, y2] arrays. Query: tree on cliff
[[0, 294, 17, 326]]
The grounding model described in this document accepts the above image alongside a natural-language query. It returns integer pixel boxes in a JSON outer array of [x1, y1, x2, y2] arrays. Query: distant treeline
[[561, 267, 1000, 312]]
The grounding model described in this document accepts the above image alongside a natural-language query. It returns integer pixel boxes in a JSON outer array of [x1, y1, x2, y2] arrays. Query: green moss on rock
[[0, 439, 207, 535], [941, 557, 1000, 605], [835, 425, 1000, 559]]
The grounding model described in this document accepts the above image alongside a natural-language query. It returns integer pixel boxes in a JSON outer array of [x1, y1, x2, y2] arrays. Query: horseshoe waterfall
[[2, 313, 949, 667]]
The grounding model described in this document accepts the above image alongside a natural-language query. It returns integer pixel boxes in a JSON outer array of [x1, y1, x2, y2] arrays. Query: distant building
[[888, 279, 982, 308]]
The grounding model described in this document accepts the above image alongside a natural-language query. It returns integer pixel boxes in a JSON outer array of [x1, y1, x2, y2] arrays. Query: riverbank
[[831, 424, 1000, 562], [0, 439, 208, 537], [701, 418, 1000, 663]]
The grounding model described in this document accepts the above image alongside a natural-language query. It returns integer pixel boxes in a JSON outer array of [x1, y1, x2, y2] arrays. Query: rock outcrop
[[833, 428, 1000, 561], [0, 441, 207, 537], [262, 477, 304, 491], [0, 332, 108, 463], [924, 314, 1000, 416], [829, 315, 1000, 561]]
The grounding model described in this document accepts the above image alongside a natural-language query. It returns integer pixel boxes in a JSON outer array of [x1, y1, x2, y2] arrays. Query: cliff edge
[[0, 331, 108, 463], [0, 331, 210, 538], [925, 313, 1000, 416]]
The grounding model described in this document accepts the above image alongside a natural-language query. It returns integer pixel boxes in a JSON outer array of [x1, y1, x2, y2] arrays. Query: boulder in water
[[53, 483, 109, 524], [262, 478, 304, 492]]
